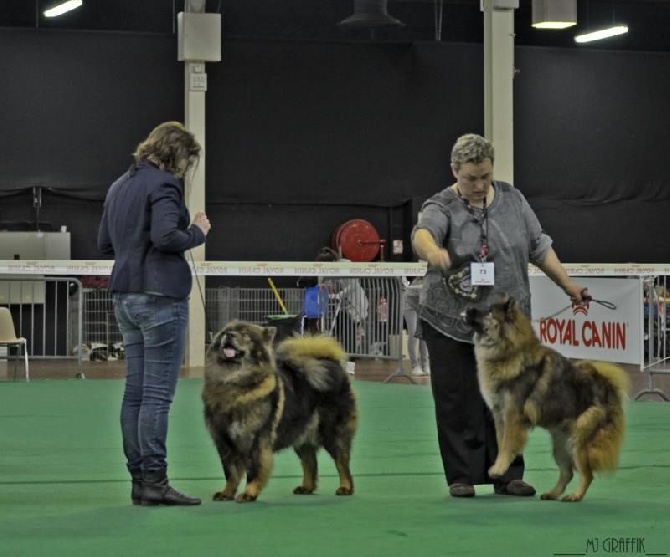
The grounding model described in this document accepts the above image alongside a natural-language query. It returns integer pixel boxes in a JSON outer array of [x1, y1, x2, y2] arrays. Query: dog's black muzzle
[[462, 307, 485, 333]]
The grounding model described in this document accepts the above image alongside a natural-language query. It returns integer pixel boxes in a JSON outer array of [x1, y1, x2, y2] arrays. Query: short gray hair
[[450, 133, 495, 170]]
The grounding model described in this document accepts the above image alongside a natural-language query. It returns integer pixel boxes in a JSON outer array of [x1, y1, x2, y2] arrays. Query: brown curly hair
[[133, 121, 201, 179]]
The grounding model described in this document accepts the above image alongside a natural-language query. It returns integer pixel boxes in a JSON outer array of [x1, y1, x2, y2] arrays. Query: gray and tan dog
[[464, 296, 628, 502]]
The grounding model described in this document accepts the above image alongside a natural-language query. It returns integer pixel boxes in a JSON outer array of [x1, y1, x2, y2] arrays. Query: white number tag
[[470, 262, 495, 286]]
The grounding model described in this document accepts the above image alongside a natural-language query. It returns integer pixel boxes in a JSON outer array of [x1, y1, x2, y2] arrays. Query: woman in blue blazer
[[98, 122, 211, 506]]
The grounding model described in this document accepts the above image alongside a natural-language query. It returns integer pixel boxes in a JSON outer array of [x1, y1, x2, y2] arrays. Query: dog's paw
[[293, 485, 316, 495], [488, 463, 508, 478], [561, 493, 584, 503], [540, 492, 559, 501], [212, 490, 236, 501], [335, 486, 354, 496], [236, 492, 258, 503]]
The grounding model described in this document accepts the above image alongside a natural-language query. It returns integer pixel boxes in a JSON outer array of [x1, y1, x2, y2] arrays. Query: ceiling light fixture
[[575, 25, 629, 43], [531, 0, 577, 30], [44, 0, 83, 18], [338, 0, 405, 29]]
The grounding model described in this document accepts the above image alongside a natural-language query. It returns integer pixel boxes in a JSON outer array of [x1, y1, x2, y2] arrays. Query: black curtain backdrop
[[1, 29, 669, 264], [0, 29, 183, 260], [205, 40, 482, 206], [203, 40, 482, 263], [513, 47, 670, 263], [0, 29, 183, 198]]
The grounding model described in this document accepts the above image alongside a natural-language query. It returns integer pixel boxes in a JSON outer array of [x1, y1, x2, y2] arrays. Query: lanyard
[[456, 187, 489, 261]]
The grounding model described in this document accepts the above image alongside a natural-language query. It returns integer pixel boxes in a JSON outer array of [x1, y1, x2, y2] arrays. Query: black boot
[[141, 470, 201, 506], [131, 471, 143, 505]]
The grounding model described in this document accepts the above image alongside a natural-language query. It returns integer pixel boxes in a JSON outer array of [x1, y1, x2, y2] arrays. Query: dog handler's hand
[[565, 282, 588, 305], [425, 248, 451, 271], [193, 212, 211, 236], [413, 229, 450, 270]]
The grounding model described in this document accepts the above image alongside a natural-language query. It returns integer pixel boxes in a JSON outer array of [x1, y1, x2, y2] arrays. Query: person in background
[[298, 247, 369, 354], [412, 133, 587, 498], [403, 275, 430, 376], [297, 247, 339, 334], [98, 121, 211, 506]]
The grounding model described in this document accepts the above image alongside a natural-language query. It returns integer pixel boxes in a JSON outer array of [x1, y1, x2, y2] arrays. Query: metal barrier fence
[[205, 277, 408, 382], [81, 288, 123, 353], [0, 277, 83, 378], [206, 286, 305, 331], [639, 275, 669, 400], [74, 273, 670, 395], [66, 278, 407, 381], [2, 265, 667, 396], [73, 277, 408, 381]]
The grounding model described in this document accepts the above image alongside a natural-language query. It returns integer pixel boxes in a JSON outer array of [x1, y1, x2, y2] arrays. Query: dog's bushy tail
[[574, 362, 628, 472], [275, 335, 349, 392], [591, 361, 630, 403]]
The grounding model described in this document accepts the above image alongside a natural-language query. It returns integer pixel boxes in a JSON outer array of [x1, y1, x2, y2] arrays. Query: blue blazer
[[97, 160, 206, 299]]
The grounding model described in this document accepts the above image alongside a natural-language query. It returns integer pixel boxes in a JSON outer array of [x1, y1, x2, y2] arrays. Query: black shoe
[[130, 471, 143, 506], [141, 470, 201, 506], [449, 483, 475, 498], [494, 479, 536, 497]]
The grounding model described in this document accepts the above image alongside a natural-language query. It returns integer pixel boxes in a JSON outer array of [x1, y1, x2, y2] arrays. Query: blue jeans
[[113, 293, 188, 473]]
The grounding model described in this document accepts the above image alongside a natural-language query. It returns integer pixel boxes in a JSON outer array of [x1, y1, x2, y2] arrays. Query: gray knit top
[[412, 181, 552, 343]]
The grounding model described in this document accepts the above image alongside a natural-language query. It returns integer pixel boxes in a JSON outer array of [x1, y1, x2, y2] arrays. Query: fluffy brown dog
[[464, 296, 628, 502], [202, 321, 357, 503]]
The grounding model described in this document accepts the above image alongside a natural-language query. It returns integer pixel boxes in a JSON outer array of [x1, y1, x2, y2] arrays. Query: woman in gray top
[[412, 133, 587, 498]]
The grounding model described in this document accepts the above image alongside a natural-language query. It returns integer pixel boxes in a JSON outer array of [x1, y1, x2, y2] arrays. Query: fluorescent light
[[44, 0, 83, 18], [533, 21, 577, 30], [532, 0, 577, 30], [575, 25, 629, 43]]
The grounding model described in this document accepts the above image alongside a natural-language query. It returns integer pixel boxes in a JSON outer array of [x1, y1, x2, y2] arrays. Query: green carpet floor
[[1, 378, 668, 557]]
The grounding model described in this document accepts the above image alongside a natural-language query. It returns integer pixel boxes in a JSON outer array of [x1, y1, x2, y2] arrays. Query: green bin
[[263, 314, 303, 344]]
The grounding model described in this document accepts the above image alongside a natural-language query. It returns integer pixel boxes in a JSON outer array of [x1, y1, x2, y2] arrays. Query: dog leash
[[534, 289, 617, 322], [189, 250, 216, 344]]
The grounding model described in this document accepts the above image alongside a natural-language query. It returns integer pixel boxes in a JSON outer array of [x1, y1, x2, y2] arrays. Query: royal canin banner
[[529, 277, 644, 367]]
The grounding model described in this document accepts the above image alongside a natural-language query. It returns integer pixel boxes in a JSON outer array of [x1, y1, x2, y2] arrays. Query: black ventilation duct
[[338, 0, 405, 28]]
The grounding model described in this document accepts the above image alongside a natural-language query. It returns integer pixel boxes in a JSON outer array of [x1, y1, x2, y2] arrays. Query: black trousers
[[422, 322, 525, 486]]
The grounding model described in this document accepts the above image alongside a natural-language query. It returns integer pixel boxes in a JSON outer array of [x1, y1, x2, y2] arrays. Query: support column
[[482, 0, 517, 183], [185, 61, 208, 371], [178, 4, 221, 372]]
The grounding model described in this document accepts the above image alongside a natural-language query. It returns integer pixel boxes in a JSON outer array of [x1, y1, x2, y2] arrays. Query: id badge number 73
[[470, 262, 495, 286]]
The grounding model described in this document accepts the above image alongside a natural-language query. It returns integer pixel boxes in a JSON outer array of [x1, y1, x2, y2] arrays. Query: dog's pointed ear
[[264, 327, 277, 344], [503, 296, 517, 319], [208, 330, 221, 350]]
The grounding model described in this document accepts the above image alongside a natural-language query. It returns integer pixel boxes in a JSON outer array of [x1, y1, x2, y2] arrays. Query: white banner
[[2, 260, 670, 277], [0, 260, 426, 277], [530, 277, 644, 367]]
